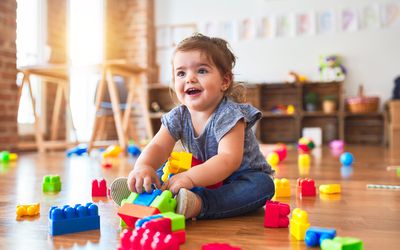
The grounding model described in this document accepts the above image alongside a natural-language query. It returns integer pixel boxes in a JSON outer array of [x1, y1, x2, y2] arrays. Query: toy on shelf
[[274, 178, 291, 198], [102, 145, 122, 158], [48, 202, 100, 236], [340, 152, 354, 167], [0, 151, 18, 162], [297, 178, 316, 197], [297, 137, 315, 154], [16, 203, 40, 218], [271, 104, 295, 115], [305, 227, 336, 247], [319, 55, 346, 82], [42, 175, 62, 193], [264, 201, 290, 228], [319, 184, 341, 194], [92, 179, 107, 197], [286, 71, 308, 84], [66, 144, 87, 157], [202, 243, 242, 250], [305, 92, 318, 112], [321, 237, 363, 250], [290, 208, 310, 240]]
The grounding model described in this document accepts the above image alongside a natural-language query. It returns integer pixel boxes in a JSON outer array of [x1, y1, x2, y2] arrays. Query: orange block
[[117, 203, 160, 228]]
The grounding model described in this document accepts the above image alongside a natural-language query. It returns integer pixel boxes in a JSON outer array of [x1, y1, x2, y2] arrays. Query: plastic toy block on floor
[[305, 227, 337, 247], [92, 179, 107, 197], [16, 203, 40, 218], [0, 151, 18, 162], [319, 184, 341, 194], [298, 154, 311, 167], [160, 212, 185, 231], [290, 208, 310, 240], [102, 145, 122, 158], [121, 192, 139, 205], [202, 243, 242, 250], [150, 190, 177, 213], [66, 144, 87, 157], [297, 178, 316, 197], [264, 201, 290, 228], [117, 203, 160, 228], [134, 189, 162, 206], [118, 228, 180, 250], [321, 237, 363, 250], [274, 178, 291, 198], [48, 202, 100, 236], [42, 175, 62, 193]]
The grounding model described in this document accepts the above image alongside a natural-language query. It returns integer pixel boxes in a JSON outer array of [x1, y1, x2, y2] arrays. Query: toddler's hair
[[172, 33, 246, 103]]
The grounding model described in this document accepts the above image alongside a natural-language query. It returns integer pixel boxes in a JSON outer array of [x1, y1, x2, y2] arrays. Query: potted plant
[[322, 95, 337, 113], [305, 92, 317, 111]]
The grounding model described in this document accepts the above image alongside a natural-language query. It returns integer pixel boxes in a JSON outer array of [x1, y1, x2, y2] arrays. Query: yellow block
[[274, 178, 291, 197], [290, 208, 310, 240], [319, 184, 341, 194]]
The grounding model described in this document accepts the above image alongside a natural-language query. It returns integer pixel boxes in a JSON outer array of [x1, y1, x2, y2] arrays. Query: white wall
[[155, 0, 400, 105]]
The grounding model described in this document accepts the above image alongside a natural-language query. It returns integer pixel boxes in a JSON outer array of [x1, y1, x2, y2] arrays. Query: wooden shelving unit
[[146, 82, 385, 145]]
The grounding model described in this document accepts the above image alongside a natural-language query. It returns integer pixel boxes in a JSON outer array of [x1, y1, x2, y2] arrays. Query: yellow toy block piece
[[16, 203, 40, 218], [298, 154, 311, 167], [319, 184, 341, 194], [290, 208, 310, 240], [168, 152, 192, 173], [274, 178, 291, 197], [102, 145, 122, 158]]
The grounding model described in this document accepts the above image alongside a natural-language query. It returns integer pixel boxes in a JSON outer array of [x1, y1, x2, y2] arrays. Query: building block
[[160, 212, 185, 231], [305, 227, 337, 247], [319, 184, 341, 194], [321, 237, 363, 250], [48, 202, 100, 236], [102, 145, 122, 158], [172, 229, 186, 245], [92, 179, 107, 197], [202, 243, 242, 250], [121, 192, 139, 205], [264, 201, 290, 228], [118, 228, 180, 250], [298, 154, 311, 167], [143, 217, 172, 234], [274, 178, 291, 197], [150, 190, 177, 213], [66, 144, 87, 157], [135, 214, 164, 228], [42, 175, 62, 193], [290, 208, 310, 240], [297, 178, 316, 197], [117, 203, 160, 228], [127, 144, 141, 157], [134, 189, 162, 206], [16, 203, 40, 218], [0, 151, 17, 162]]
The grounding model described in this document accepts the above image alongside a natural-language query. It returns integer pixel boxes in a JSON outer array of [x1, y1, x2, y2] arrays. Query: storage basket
[[346, 85, 379, 113]]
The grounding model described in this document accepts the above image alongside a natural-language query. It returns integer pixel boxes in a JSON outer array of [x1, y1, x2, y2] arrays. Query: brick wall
[[0, 0, 18, 150]]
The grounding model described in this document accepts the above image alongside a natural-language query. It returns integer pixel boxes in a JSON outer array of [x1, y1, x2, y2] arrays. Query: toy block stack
[[42, 175, 62, 193], [48, 202, 100, 236], [305, 227, 336, 247], [264, 201, 290, 228]]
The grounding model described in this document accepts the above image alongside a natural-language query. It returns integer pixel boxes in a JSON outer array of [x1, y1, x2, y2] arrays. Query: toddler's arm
[[128, 125, 176, 193], [166, 120, 245, 194]]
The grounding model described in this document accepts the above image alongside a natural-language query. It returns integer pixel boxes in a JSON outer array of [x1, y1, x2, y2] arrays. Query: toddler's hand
[[127, 165, 160, 193], [163, 172, 195, 195]]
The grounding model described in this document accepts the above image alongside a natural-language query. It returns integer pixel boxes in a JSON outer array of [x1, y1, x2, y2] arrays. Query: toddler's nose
[[185, 72, 197, 84]]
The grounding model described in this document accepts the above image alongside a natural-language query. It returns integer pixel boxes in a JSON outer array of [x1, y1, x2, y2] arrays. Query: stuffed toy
[[319, 55, 346, 82]]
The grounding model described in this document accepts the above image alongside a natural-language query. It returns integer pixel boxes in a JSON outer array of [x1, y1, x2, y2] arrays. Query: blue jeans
[[156, 167, 275, 219]]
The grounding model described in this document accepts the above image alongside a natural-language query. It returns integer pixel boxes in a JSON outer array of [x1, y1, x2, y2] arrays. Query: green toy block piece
[[121, 192, 139, 205], [150, 190, 177, 213], [0, 151, 10, 162], [42, 175, 62, 193], [161, 212, 185, 231], [321, 237, 363, 250]]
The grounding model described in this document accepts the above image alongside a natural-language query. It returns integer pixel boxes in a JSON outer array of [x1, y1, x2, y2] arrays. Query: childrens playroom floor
[[0, 145, 399, 250]]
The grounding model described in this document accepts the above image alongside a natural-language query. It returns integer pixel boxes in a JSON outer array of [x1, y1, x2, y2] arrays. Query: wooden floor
[[0, 145, 399, 250]]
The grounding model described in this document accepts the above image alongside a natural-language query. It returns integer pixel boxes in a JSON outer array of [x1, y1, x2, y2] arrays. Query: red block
[[297, 178, 316, 197], [118, 228, 179, 250], [143, 218, 172, 234], [264, 201, 290, 228], [117, 203, 160, 228], [92, 179, 107, 197], [172, 230, 186, 244]]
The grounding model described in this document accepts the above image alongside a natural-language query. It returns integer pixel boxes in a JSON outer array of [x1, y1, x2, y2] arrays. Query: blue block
[[135, 214, 163, 228], [127, 145, 141, 157], [133, 189, 162, 206], [49, 203, 100, 236], [305, 227, 336, 247], [66, 144, 88, 157]]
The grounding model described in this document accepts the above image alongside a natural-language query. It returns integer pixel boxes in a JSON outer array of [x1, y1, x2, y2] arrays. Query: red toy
[[202, 243, 241, 250], [118, 203, 160, 228], [273, 143, 287, 162], [297, 178, 316, 197], [92, 179, 107, 197], [264, 201, 290, 228], [118, 228, 179, 250]]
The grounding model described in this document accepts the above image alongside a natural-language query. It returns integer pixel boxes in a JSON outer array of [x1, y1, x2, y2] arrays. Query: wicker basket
[[347, 85, 379, 113]]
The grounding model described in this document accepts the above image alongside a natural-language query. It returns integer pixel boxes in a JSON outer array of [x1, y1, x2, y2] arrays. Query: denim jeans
[[156, 167, 275, 219]]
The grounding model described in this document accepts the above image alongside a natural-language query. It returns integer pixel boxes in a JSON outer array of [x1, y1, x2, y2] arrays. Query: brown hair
[[171, 33, 246, 103]]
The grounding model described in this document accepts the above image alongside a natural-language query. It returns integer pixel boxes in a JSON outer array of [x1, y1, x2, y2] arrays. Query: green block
[[150, 190, 176, 213], [161, 212, 185, 231], [321, 237, 363, 250], [0, 151, 10, 162], [121, 192, 138, 205], [42, 175, 62, 192]]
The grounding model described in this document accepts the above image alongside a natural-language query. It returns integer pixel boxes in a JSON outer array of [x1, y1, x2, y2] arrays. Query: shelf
[[344, 112, 383, 117], [302, 111, 340, 117], [262, 111, 296, 118]]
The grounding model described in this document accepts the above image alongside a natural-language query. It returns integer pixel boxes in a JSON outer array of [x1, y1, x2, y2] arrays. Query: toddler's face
[[173, 50, 229, 113]]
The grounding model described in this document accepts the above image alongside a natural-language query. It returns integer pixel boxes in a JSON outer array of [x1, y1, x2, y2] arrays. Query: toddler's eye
[[198, 68, 208, 74], [176, 71, 185, 77]]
